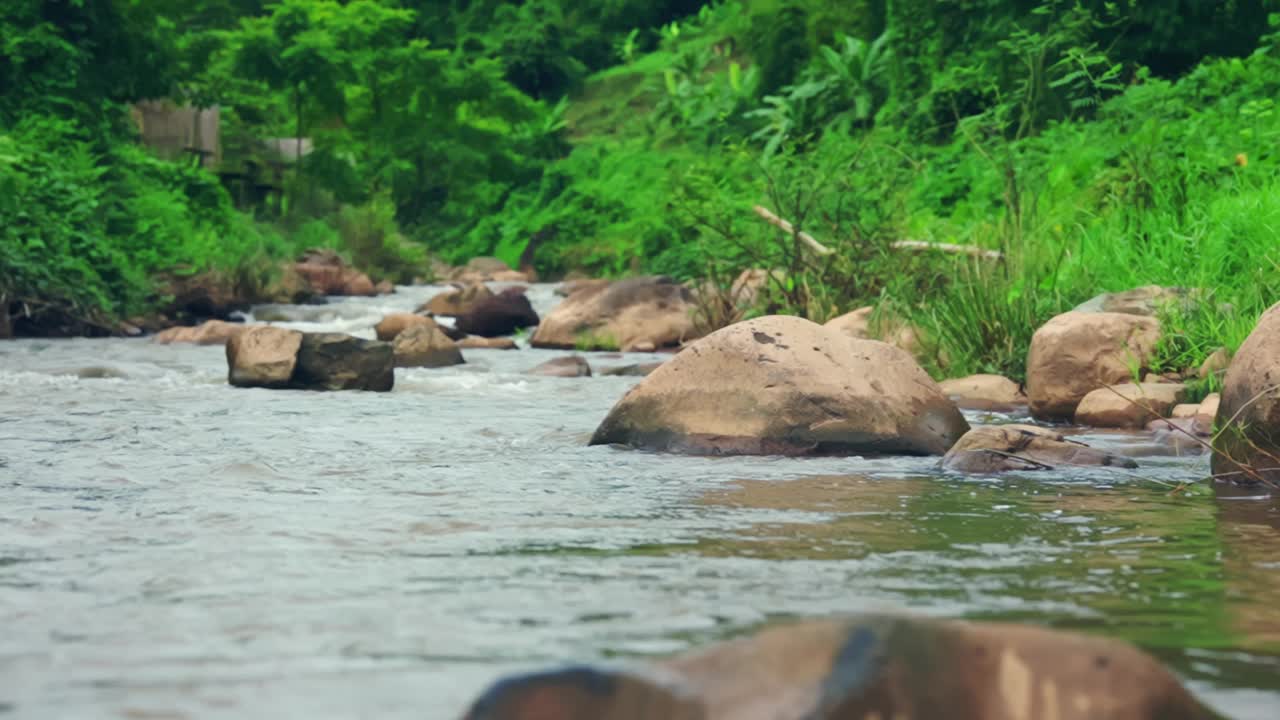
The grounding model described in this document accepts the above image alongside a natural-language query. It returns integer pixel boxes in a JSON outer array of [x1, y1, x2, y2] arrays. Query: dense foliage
[[2, 0, 1278, 379]]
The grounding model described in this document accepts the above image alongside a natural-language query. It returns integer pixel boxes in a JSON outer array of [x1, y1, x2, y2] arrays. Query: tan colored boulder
[[419, 283, 494, 317], [374, 279, 395, 295], [823, 306, 874, 339], [457, 336, 518, 350], [294, 248, 376, 297], [1213, 302, 1280, 485], [1199, 347, 1231, 379], [392, 324, 464, 368], [1074, 382, 1188, 429], [824, 306, 922, 358], [462, 614, 1213, 720], [153, 320, 246, 346], [490, 270, 530, 283], [532, 276, 698, 352], [729, 268, 784, 307], [528, 355, 592, 377], [340, 268, 375, 296], [1026, 311, 1161, 420], [555, 278, 610, 298], [374, 313, 437, 342], [449, 256, 511, 282], [226, 326, 303, 388], [939, 374, 1026, 411], [942, 425, 1137, 473], [589, 315, 968, 456], [1171, 403, 1201, 418], [1198, 393, 1220, 420]]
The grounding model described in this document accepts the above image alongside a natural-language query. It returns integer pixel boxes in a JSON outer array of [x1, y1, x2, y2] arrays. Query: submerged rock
[[532, 276, 698, 352], [600, 361, 665, 377], [153, 319, 245, 346], [590, 315, 968, 456], [528, 355, 592, 377], [392, 324, 464, 369], [1213, 301, 1280, 485], [942, 424, 1137, 473], [292, 333, 394, 391], [938, 374, 1026, 411], [457, 336, 518, 350], [1026, 311, 1160, 420], [1074, 382, 1188, 428], [462, 614, 1214, 720], [226, 326, 303, 388], [454, 287, 539, 338]]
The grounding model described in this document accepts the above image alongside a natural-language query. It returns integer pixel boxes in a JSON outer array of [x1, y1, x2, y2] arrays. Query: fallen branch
[[890, 241, 1003, 261], [751, 205, 834, 256]]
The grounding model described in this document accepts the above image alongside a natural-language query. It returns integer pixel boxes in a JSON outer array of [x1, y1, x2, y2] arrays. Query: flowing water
[[1, 284, 1278, 719]]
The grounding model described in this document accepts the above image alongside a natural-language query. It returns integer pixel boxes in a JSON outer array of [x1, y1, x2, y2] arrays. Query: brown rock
[[942, 424, 1137, 473], [457, 336, 519, 350], [374, 279, 395, 295], [420, 283, 494, 317], [153, 320, 246, 346], [463, 614, 1213, 720], [490, 270, 530, 283], [601, 362, 664, 377], [162, 270, 246, 320], [1147, 415, 1212, 455], [729, 268, 784, 307], [1213, 302, 1280, 485], [1198, 347, 1231, 379], [1026, 311, 1161, 420], [340, 268, 376, 297], [293, 249, 377, 297], [528, 355, 592, 377], [374, 313, 437, 342], [533, 276, 698, 352], [392, 324, 464, 368], [226, 326, 303, 388], [292, 333, 394, 391], [1170, 403, 1201, 418], [454, 287, 539, 337], [824, 306, 922, 358], [1074, 382, 1188, 428], [1198, 393, 1220, 419], [823, 306, 874, 339], [589, 315, 968, 456], [939, 374, 1026, 411], [555, 278, 610, 298]]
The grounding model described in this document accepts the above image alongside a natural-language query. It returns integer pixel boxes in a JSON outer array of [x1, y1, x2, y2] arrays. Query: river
[[1, 283, 1277, 719]]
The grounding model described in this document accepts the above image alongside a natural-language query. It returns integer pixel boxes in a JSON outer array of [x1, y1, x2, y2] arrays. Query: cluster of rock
[[463, 613, 1215, 720], [227, 327, 393, 391]]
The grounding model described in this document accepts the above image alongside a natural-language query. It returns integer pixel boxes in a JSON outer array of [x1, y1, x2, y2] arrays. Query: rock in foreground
[[532, 276, 697, 352], [942, 425, 1137, 473], [1026, 311, 1160, 420], [1213, 301, 1280, 485], [226, 326, 303, 388], [590, 316, 968, 456], [462, 614, 1213, 720]]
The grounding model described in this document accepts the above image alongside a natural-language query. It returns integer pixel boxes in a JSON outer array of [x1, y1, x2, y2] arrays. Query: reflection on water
[[0, 283, 1277, 719]]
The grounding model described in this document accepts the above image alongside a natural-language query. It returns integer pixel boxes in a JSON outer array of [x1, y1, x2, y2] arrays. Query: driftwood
[[752, 206, 834, 256], [891, 240, 1003, 260]]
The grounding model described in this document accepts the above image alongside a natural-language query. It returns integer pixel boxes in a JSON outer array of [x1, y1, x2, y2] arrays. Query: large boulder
[[420, 283, 494, 317], [1074, 382, 1188, 429], [463, 614, 1214, 720], [153, 320, 246, 346], [1026, 311, 1161, 420], [942, 425, 1137, 473], [454, 287, 539, 337], [938, 374, 1026, 411], [589, 316, 968, 456], [374, 313, 437, 342], [1213, 302, 1280, 485], [226, 326, 303, 388], [528, 355, 592, 377], [392, 324, 464, 368], [292, 333, 394, 391], [532, 276, 698, 352]]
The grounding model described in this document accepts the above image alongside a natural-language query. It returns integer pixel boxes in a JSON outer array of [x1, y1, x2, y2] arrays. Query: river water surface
[[2, 284, 1278, 719]]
